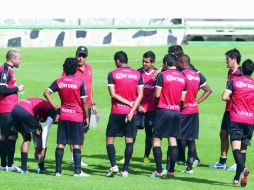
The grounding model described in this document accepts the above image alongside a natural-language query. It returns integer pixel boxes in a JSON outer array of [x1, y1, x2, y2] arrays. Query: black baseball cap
[[76, 46, 88, 56]]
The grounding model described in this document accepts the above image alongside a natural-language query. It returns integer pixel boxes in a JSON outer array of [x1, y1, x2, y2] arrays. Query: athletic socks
[[106, 144, 116, 167], [122, 143, 134, 172], [233, 149, 245, 174], [234, 152, 246, 181], [21, 152, 28, 171], [38, 160, 45, 169], [7, 139, 16, 167], [153, 146, 162, 173], [144, 137, 152, 158], [55, 147, 64, 173], [0, 140, 7, 167], [169, 146, 178, 173], [73, 149, 81, 174], [177, 139, 186, 162], [186, 140, 195, 171], [219, 156, 227, 165], [166, 146, 170, 171]]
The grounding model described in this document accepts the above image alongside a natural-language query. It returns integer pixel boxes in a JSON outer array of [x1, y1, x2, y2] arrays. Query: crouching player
[[11, 98, 58, 174], [222, 59, 254, 187]]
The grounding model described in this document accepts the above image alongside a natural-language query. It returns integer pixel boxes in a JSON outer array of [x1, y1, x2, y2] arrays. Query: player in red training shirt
[[44, 58, 89, 177], [209, 48, 242, 170], [0, 49, 24, 172], [151, 54, 186, 178], [222, 59, 254, 187], [176, 54, 212, 173], [106, 51, 143, 177], [11, 98, 58, 174]]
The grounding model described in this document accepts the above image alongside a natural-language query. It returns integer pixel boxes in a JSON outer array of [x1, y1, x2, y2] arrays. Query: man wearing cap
[[63, 46, 98, 167]]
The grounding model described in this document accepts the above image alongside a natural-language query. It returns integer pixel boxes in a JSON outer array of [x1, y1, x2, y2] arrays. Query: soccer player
[[151, 54, 186, 177], [176, 54, 212, 173], [44, 57, 89, 177], [11, 98, 58, 174], [209, 48, 242, 170], [0, 49, 24, 172], [137, 51, 157, 163], [66, 46, 98, 167], [106, 51, 143, 177], [222, 59, 254, 187]]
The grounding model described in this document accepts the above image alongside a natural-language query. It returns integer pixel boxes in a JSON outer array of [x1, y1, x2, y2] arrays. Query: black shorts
[[11, 105, 40, 134], [0, 112, 17, 137], [135, 113, 145, 130], [153, 109, 180, 138], [106, 114, 137, 138], [229, 122, 254, 146], [221, 111, 230, 131], [180, 113, 199, 140], [57, 120, 84, 145], [83, 108, 92, 134]]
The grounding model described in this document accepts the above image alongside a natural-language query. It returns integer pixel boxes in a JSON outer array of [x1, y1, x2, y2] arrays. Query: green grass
[[1, 45, 254, 190]]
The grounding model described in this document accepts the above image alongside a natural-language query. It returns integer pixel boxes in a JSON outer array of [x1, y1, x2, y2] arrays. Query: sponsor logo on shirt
[[58, 82, 78, 89], [237, 110, 254, 117], [115, 73, 138, 80], [186, 74, 200, 81], [236, 81, 254, 89], [21, 99, 32, 104], [166, 75, 184, 83], [144, 84, 155, 89], [61, 108, 76, 114]]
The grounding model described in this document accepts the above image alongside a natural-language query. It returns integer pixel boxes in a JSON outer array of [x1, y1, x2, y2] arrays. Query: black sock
[[233, 149, 245, 175], [186, 140, 195, 171], [7, 139, 16, 167], [177, 139, 186, 162], [144, 137, 152, 158], [21, 152, 28, 171], [55, 147, 64, 173], [0, 140, 7, 167], [234, 152, 246, 181], [106, 144, 116, 167], [166, 146, 170, 171], [153, 146, 162, 173], [169, 146, 178, 173], [73, 149, 81, 174], [38, 161, 45, 169], [219, 156, 227, 165], [122, 143, 134, 172]]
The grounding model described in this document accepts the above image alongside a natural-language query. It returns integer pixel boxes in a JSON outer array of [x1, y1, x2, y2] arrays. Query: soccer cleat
[[226, 163, 237, 171], [240, 168, 250, 187], [143, 156, 151, 163], [208, 162, 226, 170], [20, 169, 28, 175], [74, 171, 89, 177], [6, 164, 21, 172], [118, 158, 125, 164], [71, 160, 88, 167], [181, 169, 194, 174], [0, 166, 6, 171], [162, 168, 168, 176], [106, 165, 119, 177], [55, 172, 62, 177], [37, 167, 48, 174], [193, 159, 201, 167], [150, 171, 163, 178], [232, 179, 239, 185], [167, 172, 175, 177], [121, 171, 129, 177]]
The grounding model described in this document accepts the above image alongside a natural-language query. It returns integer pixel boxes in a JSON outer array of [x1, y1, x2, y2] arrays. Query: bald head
[[177, 54, 190, 70]]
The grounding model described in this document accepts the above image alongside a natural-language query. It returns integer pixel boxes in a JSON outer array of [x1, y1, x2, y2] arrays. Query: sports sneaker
[[193, 159, 201, 167], [71, 160, 88, 168], [106, 165, 119, 177], [0, 166, 6, 171], [143, 156, 151, 163], [240, 168, 250, 187], [74, 171, 89, 177], [6, 164, 21, 172], [150, 171, 163, 178], [121, 171, 129, 177], [37, 167, 48, 174], [162, 168, 168, 176], [208, 162, 226, 169], [118, 158, 125, 164], [55, 172, 62, 177], [232, 179, 239, 185], [226, 163, 237, 171], [181, 169, 194, 174], [20, 169, 28, 175]]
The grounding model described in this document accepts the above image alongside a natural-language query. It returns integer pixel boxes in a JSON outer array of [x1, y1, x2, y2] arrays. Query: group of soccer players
[[0, 46, 254, 187]]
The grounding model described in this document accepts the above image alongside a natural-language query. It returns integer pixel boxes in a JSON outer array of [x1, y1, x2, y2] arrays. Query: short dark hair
[[225, 48, 241, 64], [163, 54, 177, 67], [63, 58, 78, 76], [143, 51, 155, 63], [114, 51, 128, 64], [177, 54, 190, 65], [242, 59, 254, 76], [168, 45, 183, 59]]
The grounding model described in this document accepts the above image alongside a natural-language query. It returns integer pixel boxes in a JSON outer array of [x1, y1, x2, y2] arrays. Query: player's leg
[[20, 132, 31, 173]]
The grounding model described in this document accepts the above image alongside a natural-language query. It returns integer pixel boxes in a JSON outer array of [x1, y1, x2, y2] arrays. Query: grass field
[[0, 44, 254, 190]]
